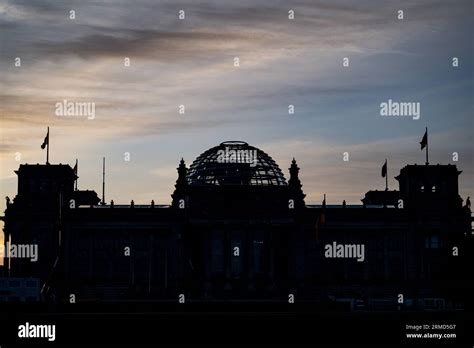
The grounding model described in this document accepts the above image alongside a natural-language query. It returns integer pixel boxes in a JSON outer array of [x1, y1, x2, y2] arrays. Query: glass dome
[[187, 141, 287, 186]]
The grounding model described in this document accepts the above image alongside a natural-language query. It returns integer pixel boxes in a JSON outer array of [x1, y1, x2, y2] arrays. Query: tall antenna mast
[[101, 157, 106, 206]]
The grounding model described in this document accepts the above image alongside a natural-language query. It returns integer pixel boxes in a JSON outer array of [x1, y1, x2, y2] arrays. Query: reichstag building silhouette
[[2, 140, 472, 310]]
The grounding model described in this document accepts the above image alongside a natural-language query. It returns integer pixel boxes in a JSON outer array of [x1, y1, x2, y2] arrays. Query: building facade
[[2, 141, 472, 309]]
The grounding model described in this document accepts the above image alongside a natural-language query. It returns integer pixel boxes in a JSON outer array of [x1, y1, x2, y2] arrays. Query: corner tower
[[395, 164, 463, 210]]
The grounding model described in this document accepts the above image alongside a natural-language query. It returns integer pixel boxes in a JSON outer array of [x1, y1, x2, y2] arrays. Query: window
[[252, 232, 264, 274], [425, 235, 440, 249], [431, 186, 436, 192], [9, 280, 20, 287], [26, 280, 37, 288], [420, 185, 424, 192], [231, 239, 243, 277], [211, 234, 224, 274], [424, 298, 445, 310], [431, 236, 439, 248]]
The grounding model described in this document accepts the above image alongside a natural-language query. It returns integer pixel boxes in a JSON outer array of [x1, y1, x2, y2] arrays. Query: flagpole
[[101, 157, 106, 206], [46, 126, 50, 165], [425, 127, 429, 165], [75, 158, 78, 191], [385, 159, 388, 191]]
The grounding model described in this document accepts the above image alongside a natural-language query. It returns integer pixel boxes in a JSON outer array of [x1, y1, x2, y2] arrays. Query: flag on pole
[[73, 159, 78, 190], [314, 211, 326, 242], [420, 129, 427, 150], [41, 128, 49, 149], [315, 216, 320, 242], [381, 159, 387, 178]]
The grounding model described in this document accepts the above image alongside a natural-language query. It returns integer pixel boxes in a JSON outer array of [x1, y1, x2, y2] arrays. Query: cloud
[[0, 0, 472, 215], [34, 29, 249, 61]]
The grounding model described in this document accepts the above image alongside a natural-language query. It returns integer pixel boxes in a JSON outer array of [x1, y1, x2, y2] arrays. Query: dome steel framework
[[187, 141, 287, 186]]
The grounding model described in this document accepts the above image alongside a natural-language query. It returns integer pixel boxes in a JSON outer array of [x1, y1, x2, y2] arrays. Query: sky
[[1, 0, 473, 252]]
